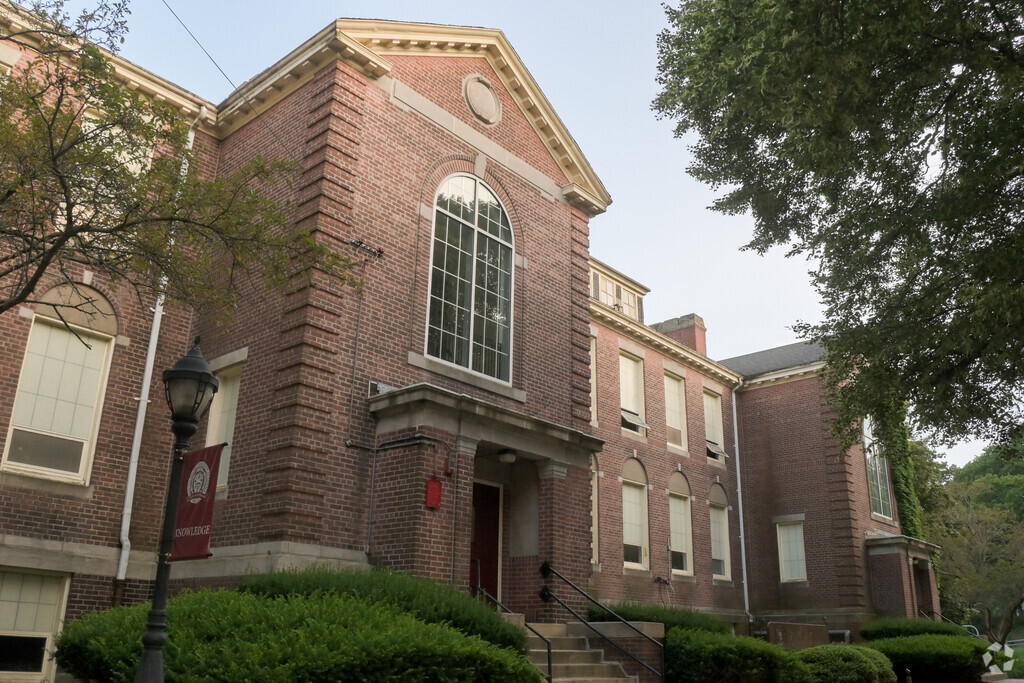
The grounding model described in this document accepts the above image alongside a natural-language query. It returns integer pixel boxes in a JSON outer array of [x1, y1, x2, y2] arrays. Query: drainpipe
[[731, 379, 753, 625], [114, 108, 206, 598]]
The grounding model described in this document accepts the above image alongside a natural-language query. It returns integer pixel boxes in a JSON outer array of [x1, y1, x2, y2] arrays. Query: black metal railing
[[919, 608, 981, 638], [539, 561, 664, 680], [473, 560, 552, 683]]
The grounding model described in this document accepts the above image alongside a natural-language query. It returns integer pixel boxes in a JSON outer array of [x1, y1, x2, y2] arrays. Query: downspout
[[113, 108, 206, 600], [731, 378, 753, 625]]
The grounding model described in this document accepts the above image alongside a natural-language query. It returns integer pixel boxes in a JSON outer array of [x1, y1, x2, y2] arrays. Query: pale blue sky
[[109, 1, 983, 466]]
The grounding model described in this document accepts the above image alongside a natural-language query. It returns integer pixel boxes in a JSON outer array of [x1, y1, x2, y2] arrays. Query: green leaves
[[55, 588, 542, 682], [655, 0, 1024, 442], [0, 1, 356, 320]]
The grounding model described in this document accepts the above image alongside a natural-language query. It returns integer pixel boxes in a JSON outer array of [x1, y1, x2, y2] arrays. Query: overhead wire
[[158, 0, 290, 155]]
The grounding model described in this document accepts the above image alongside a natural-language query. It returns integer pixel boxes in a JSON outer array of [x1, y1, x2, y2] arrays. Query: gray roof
[[717, 342, 825, 379]]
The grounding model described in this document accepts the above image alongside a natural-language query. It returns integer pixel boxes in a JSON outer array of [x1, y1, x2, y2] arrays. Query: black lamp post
[[135, 340, 218, 683]]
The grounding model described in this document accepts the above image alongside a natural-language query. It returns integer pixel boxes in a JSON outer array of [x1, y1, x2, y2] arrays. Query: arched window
[[427, 175, 513, 381], [709, 483, 731, 580], [668, 472, 692, 576], [622, 458, 649, 569], [2, 284, 116, 484]]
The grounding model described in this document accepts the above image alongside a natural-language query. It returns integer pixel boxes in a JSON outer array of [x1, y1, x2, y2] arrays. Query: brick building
[[0, 16, 937, 681], [586, 261, 939, 636]]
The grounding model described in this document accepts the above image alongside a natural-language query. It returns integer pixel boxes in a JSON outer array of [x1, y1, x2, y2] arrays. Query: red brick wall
[[189, 46, 594, 562], [736, 374, 908, 629], [868, 551, 912, 617], [2, 36, 599, 625], [386, 55, 568, 185], [588, 321, 745, 625]]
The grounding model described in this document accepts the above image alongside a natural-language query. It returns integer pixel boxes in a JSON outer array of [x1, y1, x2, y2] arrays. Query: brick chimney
[[651, 314, 707, 356]]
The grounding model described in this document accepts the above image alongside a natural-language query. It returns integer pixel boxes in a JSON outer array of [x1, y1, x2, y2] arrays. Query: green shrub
[[865, 634, 988, 683], [238, 566, 526, 653], [589, 601, 731, 634], [55, 589, 541, 683], [795, 645, 896, 683], [860, 616, 969, 640], [1009, 655, 1024, 678], [664, 627, 811, 683]]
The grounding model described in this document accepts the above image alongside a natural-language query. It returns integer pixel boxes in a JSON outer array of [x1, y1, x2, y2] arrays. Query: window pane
[[207, 369, 241, 488], [704, 392, 722, 445], [622, 482, 643, 547], [0, 572, 65, 675], [623, 544, 642, 564], [868, 455, 893, 517], [710, 504, 729, 577], [436, 176, 475, 223], [10, 322, 109, 456], [0, 635, 46, 673], [778, 523, 807, 581], [619, 354, 642, 415], [428, 176, 513, 382], [671, 551, 687, 572], [665, 375, 685, 447], [670, 494, 690, 573], [7, 429, 84, 473]]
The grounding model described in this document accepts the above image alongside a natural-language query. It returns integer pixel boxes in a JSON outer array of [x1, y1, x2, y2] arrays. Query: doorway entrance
[[470, 482, 501, 600]]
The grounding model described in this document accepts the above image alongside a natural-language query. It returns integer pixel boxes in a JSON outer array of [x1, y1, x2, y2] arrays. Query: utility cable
[[159, 0, 290, 155]]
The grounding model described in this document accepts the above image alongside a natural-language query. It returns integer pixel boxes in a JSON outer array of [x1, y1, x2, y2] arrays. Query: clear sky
[[110, 1, 985, 466]]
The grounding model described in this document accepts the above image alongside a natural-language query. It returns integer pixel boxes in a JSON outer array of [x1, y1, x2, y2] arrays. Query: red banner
[[170, 444, 224, 562]]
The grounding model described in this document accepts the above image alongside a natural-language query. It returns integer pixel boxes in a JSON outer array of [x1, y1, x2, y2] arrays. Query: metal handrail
[[473, 560, 552, 683], [919, 608, 983, 637], [539, 561, 664, 680]]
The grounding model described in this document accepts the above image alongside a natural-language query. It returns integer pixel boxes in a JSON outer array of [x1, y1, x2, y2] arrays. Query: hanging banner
[[170, 443, 224, 562]]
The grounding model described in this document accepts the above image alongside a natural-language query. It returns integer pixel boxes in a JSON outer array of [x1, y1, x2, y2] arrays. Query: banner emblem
[[186, 461, 211, 504], [170, 444, 224, 562]]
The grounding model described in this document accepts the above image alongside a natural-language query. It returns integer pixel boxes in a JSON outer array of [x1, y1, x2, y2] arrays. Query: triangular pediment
[[215, 18, 610, 215]]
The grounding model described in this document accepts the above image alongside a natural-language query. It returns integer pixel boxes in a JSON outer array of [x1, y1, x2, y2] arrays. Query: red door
[[470, 482, 501, 599]]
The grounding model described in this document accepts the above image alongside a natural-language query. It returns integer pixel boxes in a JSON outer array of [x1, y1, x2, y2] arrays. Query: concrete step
[[526, 623, 635, 682], [528, 635, 590, 651], [545, 662, 634, 679], [528, 647, 604, 665], [528, 622, 568, 638]]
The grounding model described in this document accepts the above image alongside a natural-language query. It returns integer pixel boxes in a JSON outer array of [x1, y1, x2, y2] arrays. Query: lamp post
[[135, 341, 218, 683]]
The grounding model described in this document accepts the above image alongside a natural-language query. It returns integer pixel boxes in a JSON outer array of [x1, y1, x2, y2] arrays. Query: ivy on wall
[[875, 404, 923, 539]]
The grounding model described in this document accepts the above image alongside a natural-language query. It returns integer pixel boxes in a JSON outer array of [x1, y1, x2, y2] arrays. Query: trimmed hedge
[[665, 627, 811, 683], [860, 616, 969, 640], [238, 566, 527, 653], [865, 634, 988, 683], [589, 601, 731, 634], [795, 645, 897, 683], [54, 589, 541, 683]]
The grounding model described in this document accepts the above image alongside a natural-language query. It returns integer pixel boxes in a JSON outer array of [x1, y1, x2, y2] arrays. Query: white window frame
[[619, 353, 648, 433], [2, 317, 114, 485], [206, 363, 242, 490], [664, 373, 687, 450], [595, 273, 638, 320], [777, 521, 807, 582], [864, 417, 894, 518], [0, 570, 70, 682], [669, 492, 693, 576], [709, 503, 731, 580], [425, 174, 514, 383], [703, 390, 726, 459], [621, 459, 649, 570], [591, 456, 600, 565], [589, 336, 598, 425]]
